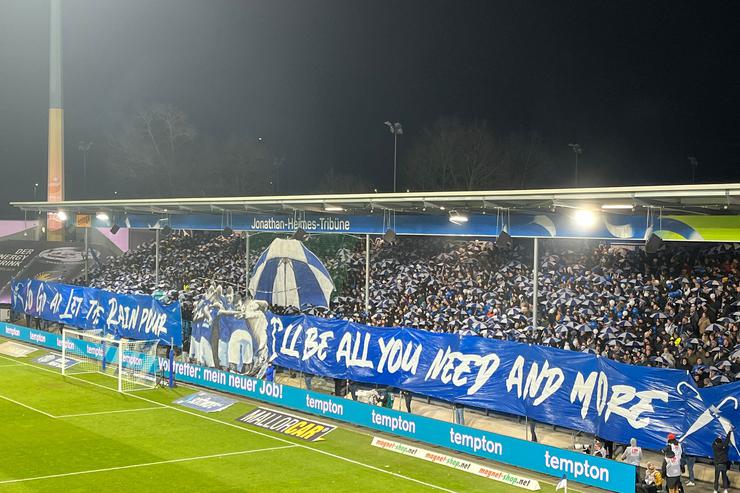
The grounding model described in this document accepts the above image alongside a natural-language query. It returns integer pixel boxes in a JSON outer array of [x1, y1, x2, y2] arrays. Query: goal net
[[61, 328, 161, 392]]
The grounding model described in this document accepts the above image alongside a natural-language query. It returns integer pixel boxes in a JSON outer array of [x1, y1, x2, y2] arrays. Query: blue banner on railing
[[266, 312, 739, 460], [10, 279, 183, 346]]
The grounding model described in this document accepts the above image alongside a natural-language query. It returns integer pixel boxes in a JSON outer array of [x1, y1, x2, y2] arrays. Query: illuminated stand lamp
[[645, 232, 663, 254], [496, 230, 512, 249], [448, 210, 468, 225]]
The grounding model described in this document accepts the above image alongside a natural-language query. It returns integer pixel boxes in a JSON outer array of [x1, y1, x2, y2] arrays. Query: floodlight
[[573, 209, 597, 227], [448, 210, 469, 224]]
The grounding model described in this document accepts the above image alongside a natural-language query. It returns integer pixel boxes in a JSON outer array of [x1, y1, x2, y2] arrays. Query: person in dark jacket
[[399, 389, 412, 413], [712, 428, 734, 493]]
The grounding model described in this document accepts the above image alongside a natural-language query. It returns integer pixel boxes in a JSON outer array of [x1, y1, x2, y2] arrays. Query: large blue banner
[[266, 312, 739, 460], [11, 279, 183, 346]]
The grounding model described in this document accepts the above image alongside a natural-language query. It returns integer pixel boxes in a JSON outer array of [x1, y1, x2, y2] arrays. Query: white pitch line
[[56, 406, 167, 418], [0, 445, 298, 485], [0, 393, 56, 418], [0, 363, 23, 367], [0, 354, 461, 493]]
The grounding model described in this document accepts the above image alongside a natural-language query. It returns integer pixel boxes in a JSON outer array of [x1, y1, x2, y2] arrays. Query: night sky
[[1, 0, 739, 215]]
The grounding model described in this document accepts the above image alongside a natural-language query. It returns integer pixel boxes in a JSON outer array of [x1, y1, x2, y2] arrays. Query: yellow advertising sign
[[75, 214, 92, 228]]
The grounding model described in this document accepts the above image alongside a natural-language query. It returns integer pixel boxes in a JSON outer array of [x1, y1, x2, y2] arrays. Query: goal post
[[61, 328, 161, 392]]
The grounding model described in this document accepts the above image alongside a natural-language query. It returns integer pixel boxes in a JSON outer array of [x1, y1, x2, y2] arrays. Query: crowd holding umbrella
[[78, 231, 740, 387]]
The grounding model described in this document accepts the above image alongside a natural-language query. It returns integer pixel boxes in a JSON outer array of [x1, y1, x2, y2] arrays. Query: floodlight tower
[[384, 121, 403, 193], [47, 0, 65, 240], [79, 141, 92, 198], [688, 156, 699, 184], [568, 143, 582, 187]]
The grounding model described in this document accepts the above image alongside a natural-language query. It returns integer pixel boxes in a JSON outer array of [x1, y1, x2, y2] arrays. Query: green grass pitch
[[0, 342, 568, 493]]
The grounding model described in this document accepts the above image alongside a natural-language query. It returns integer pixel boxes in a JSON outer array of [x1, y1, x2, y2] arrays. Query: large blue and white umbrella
[[249, 238, 335, 308]]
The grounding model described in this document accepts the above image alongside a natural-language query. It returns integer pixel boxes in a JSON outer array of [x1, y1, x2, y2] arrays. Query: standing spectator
[[592, 440, 607, 458], [602, 438, 614, 459], [698, 311, 711, 335], [667, 433, 683, 459], [453, 402, 465, 425], [264, 363, 274, 382], [348, 380, 358, 400], [304, 372, 313, 391], [621, 438, 643, 481], [683, 454, 696, 487], [712, 428, 734, 493], [400, 389, 412, 413], [381, 387, 394, 409], [662, 447, 682, 493], [528, 419, 538, 443]]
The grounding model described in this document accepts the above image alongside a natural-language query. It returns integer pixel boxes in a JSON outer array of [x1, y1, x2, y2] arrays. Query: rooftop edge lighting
[[96, 212, 110, 221], [601, 203, 634, 210], [448, 210, 469, 224], [324, 205, 344, 212], [56, 210, 68, 221]]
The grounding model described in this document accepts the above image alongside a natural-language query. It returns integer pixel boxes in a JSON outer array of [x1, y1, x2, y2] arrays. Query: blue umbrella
[[249, 238, 335, 308]]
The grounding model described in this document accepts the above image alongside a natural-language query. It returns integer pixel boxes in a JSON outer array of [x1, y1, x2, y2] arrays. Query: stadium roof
[[10, 183, 740, 216]]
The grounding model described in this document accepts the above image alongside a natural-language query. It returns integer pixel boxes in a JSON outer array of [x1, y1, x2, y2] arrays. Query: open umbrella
[[249, 238, 335, 308]]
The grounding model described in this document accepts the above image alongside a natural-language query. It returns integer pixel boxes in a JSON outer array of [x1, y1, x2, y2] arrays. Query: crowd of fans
[[79, 231, 740, 387]]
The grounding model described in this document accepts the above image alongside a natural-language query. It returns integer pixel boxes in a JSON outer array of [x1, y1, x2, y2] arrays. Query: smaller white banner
[[371, 436, 541, 491], [0, 341, 36, 358]]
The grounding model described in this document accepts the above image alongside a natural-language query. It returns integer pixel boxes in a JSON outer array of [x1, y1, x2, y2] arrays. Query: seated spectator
[[638, 462, 663, 493]]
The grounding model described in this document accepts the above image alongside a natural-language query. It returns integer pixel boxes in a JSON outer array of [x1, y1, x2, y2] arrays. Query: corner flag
[[556, 475, 568, 492]]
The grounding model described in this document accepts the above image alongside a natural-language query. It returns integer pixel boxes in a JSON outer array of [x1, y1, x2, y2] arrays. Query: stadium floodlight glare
[[448, 210, 469, 224], [324, 205, 344, 212], [601, 203, 634, 210], [95, 212, 110, 221], [56, 210, 68, 222], [573, 209, 597, 228]]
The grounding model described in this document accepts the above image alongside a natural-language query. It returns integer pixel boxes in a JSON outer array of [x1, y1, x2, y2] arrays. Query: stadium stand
[[76, 232, 740, 387]]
